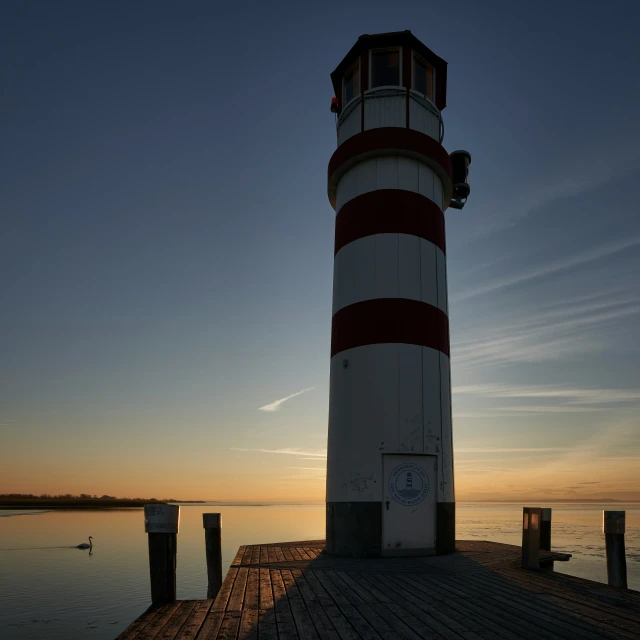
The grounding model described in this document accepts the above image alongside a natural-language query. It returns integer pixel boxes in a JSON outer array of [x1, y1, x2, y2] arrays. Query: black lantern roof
[[330, 30, 448, 111]]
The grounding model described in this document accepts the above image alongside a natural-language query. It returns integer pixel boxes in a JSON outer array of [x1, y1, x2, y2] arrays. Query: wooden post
[[144, 504, 179, 606], [203, 513, 223, 600], [603, 511, 627, 589], [521, 507, 541, 570], [538, 508, 554, 569], [540, 508, 552, 551]]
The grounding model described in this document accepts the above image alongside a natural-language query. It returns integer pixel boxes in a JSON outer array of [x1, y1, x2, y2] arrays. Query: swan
[[76, 536, 93, 549]]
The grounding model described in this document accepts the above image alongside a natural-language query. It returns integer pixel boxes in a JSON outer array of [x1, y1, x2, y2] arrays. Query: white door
[[382, 454, 436, 554]]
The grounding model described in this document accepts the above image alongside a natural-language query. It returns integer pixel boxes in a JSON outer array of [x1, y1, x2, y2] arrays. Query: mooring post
[[203, 513, 223, 600], [540, 508, 552, 550], [144, 504, 180, 606], [522, 507, 541, 570], [538, 507, 554, 569], [603, 511, 627, 589]]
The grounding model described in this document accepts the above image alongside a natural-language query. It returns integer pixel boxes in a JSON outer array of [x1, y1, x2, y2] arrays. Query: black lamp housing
[[449, 150, 471, 209]]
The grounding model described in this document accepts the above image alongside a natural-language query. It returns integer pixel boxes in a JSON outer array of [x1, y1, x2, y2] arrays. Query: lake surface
[[1, 502, 638, 639]]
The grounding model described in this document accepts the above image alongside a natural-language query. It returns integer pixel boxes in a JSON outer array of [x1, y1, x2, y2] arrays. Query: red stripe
[[334, 190, 446, 256], [331, 298, 450, 358], [327, 128, 453, 210]]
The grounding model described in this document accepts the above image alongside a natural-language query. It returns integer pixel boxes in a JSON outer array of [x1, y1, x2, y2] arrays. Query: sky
[[1, 0, 639, 503]]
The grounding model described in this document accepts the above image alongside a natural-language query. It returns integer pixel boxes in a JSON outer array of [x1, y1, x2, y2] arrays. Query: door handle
[[385, 500, 390, 511]]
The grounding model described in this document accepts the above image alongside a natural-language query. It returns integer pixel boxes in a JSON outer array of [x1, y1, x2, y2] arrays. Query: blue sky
[[1, 1, 639, 500]]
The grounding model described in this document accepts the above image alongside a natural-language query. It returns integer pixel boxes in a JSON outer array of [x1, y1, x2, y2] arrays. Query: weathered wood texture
[[203, 514, 223, 600], [118, 539, 639, 639], [147, 532, 177, 607]]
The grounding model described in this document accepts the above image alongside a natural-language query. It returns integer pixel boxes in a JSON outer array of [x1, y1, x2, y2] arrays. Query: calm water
[[0, 502, 638, 639]]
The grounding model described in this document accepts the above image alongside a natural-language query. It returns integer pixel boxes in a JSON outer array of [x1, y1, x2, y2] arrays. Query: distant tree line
[[0, 493, 196, 503]]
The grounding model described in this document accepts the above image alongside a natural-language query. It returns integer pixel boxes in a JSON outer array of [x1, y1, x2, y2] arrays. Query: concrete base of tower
[[326, 502, 381, 557], [326, 501, 456, 557], [436, 502, 456, 554]]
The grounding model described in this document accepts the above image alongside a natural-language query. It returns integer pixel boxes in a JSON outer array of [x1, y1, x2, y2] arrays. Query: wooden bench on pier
[[117, 539, 640, 639]]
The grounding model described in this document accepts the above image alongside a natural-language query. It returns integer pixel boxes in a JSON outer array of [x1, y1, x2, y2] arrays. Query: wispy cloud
[[454, 383, 640, 405], [452, 236, 640, 303], [466, 158, 640, 241], [230, 447, 327, 459], [456, 447, 569, 454], [258, 387, 315, 412], [451, 289, 640, 369]]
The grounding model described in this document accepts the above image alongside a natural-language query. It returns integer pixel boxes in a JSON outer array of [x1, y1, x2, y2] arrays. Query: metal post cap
[[203, 513, 222, 529], [144, 504, 180, 534]]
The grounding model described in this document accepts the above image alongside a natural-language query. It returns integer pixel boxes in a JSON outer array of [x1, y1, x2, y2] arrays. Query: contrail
[[258, 387, 315, 412]]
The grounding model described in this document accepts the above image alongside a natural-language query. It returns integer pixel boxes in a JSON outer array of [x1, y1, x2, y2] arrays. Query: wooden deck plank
[[117, 606, 161, 639], [216, 611, 241, 640], [212, 568, 238, 612], [176, 601, 213, 640], [290, 569, 341, 639], [304, 571, 341, 609], [432, 593, 566, 640], [384, 573, 493, 640], [454, 571, 627, 638], [302, 571, 362, 640], [491, 593, 623, 640], [244, 569, 260, 611], [195, 611, 224, 640], [257, 616, 278, 640], [280, 569, 322, 640], [157, 601, 198, 640], [282, 547, 295, 562], [270, 569, 295, 625], [471, 567, 640, 635], [241, 547, 253, 565], [228, 567, 249, 612], [323, 571, 403, 639], [238, 609, 258, 640], [136, 602, 183, 640], [232, 547, 246, 567], [321, 571, 387, 640], [363, 572, 470, 640], [258, 568, 276, 626]]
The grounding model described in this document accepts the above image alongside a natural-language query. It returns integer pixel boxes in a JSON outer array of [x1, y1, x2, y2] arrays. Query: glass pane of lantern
[[343, 61, 360, 104], [371, 49, 400, 88], [413, 55, 433, 100]]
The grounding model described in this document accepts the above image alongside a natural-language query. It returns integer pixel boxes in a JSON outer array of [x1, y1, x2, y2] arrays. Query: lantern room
[[330, 30, 448, 146]]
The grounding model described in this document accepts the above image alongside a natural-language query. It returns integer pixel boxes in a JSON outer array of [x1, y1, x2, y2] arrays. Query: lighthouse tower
[[326, 31, 470, 557]]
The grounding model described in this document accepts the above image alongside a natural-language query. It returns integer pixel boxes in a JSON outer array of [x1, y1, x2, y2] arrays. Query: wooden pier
[[118, 539, 640, 639]]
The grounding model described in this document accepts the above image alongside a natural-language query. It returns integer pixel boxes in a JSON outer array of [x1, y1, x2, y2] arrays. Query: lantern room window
[[413, 54, 434, 101], [371, 48, 401, 88], [343, 60, 360, 105]]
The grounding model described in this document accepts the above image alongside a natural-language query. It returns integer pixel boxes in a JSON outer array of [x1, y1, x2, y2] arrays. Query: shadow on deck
[[117, 539, 640, 639]]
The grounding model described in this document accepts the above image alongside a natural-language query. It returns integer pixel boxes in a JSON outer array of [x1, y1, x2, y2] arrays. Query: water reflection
[[0, 503, 637, 640]]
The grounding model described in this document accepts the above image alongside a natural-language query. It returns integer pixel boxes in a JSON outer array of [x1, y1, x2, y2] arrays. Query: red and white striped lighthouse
[[326, 31, 470, 557]]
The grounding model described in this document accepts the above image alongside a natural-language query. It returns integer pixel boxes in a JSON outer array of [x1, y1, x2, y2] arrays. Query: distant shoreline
[[0, 498, 205, 509], [1, 498, 637, 510]]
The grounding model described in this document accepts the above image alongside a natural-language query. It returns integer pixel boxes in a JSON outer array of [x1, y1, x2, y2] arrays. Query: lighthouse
[[326, 31, 471, 557]]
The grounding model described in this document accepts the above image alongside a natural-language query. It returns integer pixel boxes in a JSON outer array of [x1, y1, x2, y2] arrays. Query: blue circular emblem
[[389, 462, 429, 506]]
